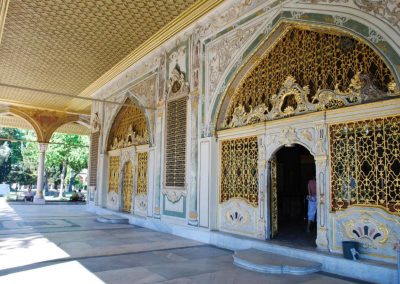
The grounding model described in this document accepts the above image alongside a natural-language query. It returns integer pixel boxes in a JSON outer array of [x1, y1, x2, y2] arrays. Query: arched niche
[[214, 23, 398, 131], [106, 98, 149, 150]]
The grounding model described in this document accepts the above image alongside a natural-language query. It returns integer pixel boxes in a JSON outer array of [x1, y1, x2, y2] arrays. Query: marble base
[[96, 214, 129, 224], [233, 249, 321, 275], [33, 196, 45, 204], [87, 206, 397, 284]]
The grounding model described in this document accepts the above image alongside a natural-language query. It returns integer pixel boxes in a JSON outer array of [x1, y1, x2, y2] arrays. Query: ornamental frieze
[[222, 74, 399, 129]]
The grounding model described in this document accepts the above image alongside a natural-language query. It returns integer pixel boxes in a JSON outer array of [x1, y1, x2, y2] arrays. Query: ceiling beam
[[0, 0, 9, 45], [0, 82, 156, 111]]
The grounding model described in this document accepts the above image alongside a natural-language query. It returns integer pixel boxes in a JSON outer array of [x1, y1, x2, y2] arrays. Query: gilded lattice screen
[[108, 156, 120, 193], [89, 132, 99, 186], [330, 116, 400, 215], [220, 137, 258, 206], [107, 98, 148, 150], [136, 152, 148, 195], [122, 161, 133, 212], [165, 97, 187, 187], [225, 27, 394, 124]]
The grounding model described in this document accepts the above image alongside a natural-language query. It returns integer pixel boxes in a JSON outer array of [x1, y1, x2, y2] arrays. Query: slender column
[[153, 108, 164, 218], [188, 91, 199, 226], [315, 155, 329, 251], [34, 143, 48, 204]]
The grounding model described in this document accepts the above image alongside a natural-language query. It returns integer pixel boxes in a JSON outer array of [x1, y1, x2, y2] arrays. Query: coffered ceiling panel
[[0, 0, 198, 115]]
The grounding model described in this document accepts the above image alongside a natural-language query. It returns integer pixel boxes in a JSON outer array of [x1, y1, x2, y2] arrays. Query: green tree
[[46, 133, 89, 197], [0, 128, 27, 183]]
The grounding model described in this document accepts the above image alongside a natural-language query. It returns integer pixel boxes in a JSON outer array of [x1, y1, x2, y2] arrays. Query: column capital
[[38, 143, 48, 152]]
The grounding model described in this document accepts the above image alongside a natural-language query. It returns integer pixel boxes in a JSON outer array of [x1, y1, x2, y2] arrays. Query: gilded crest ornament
[[167, 66, 190, 99]]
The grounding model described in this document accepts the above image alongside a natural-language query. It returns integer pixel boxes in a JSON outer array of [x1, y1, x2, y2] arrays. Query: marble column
[[34, 143, 48, 204], [153, 108, 164, 218], [188, 91, 199, 226]]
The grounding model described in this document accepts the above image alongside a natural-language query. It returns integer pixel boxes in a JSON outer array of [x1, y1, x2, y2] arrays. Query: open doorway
[[270, 144, 316, 248]]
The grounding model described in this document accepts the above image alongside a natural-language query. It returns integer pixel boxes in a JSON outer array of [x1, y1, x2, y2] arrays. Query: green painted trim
[[162, 194, 186, 218]]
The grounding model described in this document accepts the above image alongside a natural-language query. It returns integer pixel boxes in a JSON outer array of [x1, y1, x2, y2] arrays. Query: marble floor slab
[[0, 198, 367, 284]]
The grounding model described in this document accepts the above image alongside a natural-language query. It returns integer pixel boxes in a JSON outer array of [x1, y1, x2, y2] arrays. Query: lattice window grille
[[220, 136, 259, 206], [330, 115, 400, 215], [225, 27, 394, 125], [108, 156, 120, 193], [122, 161, 133, 212], [136, 152, 148, 195]]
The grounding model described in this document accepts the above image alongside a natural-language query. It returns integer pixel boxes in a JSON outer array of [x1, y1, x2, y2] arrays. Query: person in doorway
[[306, 177, 317, 232]]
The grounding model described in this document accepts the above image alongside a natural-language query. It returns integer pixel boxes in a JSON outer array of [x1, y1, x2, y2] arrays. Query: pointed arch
[[106, 97, 149, 151], [209, 18, 400, 134], [6, 107, 43, 141]]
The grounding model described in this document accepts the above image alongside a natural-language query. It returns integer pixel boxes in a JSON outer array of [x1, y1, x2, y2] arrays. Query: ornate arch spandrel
[[215, 25, 399, 130], [107, 98, 149, 150], [6, 107, 44, 142]]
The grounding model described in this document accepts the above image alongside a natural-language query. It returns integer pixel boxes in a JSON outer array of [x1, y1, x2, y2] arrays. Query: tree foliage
[[46, 133, 89, 190], [0, 128, 27, 183], [2, 128, 91, 190]]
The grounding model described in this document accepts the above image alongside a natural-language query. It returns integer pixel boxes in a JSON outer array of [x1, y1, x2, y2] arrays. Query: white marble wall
[[89, 0, 400, 264]]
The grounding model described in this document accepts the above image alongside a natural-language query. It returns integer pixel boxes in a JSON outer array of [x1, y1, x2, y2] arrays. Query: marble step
[[96, 214, 129, 224], [233, 248, 322, 275]]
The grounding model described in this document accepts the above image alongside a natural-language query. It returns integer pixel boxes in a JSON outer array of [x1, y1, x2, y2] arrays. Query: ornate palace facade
[[88, 0, 400, 272]]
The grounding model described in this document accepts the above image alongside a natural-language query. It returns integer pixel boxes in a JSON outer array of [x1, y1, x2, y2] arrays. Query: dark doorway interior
[[273, 144, 316, 248]]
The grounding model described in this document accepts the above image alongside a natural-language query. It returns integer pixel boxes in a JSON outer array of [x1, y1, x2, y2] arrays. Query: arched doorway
[[270, 144, 316, 248]]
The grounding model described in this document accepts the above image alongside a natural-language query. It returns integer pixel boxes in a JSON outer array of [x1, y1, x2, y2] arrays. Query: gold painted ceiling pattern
[[0, 0, 197, 115]]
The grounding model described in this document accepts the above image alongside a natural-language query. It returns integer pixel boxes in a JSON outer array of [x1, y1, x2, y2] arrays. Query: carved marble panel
[[332, 207, 400, 263], [218, 198, 259, 238]]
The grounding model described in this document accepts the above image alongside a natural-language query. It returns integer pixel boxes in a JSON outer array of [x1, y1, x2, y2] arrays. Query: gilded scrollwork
[[330, 115, 400, 215], [223, 73, 398, 129], [221, 27, 396, 129], [136, 152, 148, 195], [220, 137, 258, 206], [122, 161, 133, 213], [108, 99, 149, 150], [108, 156, 120, 193]]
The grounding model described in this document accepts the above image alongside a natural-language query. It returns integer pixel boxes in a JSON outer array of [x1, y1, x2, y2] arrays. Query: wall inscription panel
[[165, 97, 187, 187]]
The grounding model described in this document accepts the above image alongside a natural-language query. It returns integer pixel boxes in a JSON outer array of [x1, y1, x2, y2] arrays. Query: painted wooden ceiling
[[0, 0, 225, 135]]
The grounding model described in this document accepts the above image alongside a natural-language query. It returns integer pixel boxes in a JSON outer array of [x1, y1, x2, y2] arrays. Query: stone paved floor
[[0, 199, 366, 284]]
